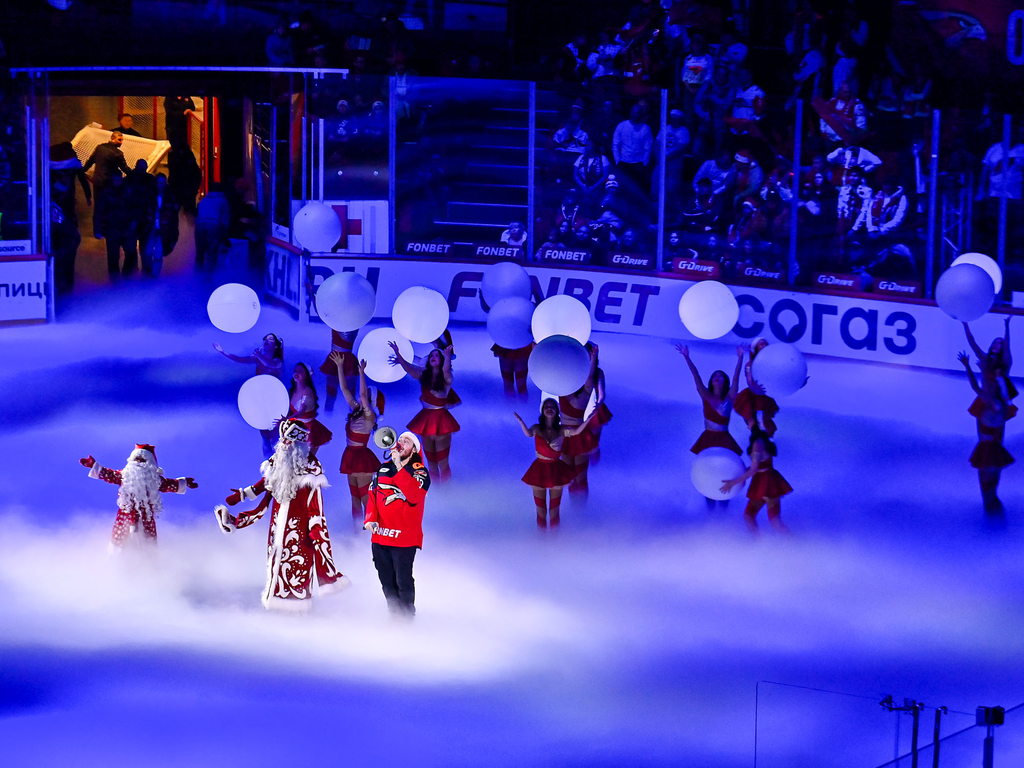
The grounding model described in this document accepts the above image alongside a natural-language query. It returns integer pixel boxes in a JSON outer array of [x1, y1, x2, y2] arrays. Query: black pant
[[194, 221, 226, 268], [106, 229, 138, 276], [371, 542, 417, 616]]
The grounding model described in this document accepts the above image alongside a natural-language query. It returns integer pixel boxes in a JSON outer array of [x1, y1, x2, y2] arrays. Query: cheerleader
[[307, 281, 359, 413], [964, 318, 1016, 411], [678, 343, 744, 455], [286, 362, 333, 458], [721, 426, 793, 532], [492, 342, 533, 398], [587, 342, 613, 459], [559, 343, 600, 496], [389, 341, 459, 481], [214, 333, 284, 457], [330, 352, 384, 519], [733, 338, 779, 436], [958, 350, 1014, 515], [514, 400, 595, 529]]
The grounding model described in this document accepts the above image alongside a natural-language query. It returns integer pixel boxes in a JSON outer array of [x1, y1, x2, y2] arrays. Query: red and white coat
[[216, 456, 345, 611], [87, 462, 189, 547]]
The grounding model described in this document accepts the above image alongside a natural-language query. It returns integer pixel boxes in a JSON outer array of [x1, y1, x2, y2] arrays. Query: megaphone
[[373, 426, 397, 451]]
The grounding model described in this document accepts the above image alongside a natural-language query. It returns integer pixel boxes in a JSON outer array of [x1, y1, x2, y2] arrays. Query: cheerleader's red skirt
[[691, 430, 742, 455], [408, 408, 461, 436], [970, 441, 1015, 469], [747, 469, 793, 500], [522, 459, 577, 488], [339, 445, 381, 474], [562, 427, 598, 456]]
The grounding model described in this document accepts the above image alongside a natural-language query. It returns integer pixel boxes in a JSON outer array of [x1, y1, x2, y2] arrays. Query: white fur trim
[[175, 478, 188, 494], [88, 463, 104, 480], [263, 595, 312, 613], [297, 472, 330, 490], [213, 505, 234, 533], [241, 485, 259, 500], [318, 575, 351, 597]]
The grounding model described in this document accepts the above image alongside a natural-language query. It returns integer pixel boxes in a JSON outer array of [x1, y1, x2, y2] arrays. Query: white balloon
[[935, 263, 995, 322], [237, 375, 289, 430], [950, 252, 1002, 294], [358, 327, 414, 384], [528, 335, 591, 395], [316, 272, 377, 332], [293, 202, 342, 252], [392, 286, 450, 343], [532, 295, 592, 344], [487, 297, 535, 349], [678, 280, 739, 340], [482, 261, 532, 307], [207, 283, 261, 333], [691, 447, 747, 500], [751, 343, 808, 399]]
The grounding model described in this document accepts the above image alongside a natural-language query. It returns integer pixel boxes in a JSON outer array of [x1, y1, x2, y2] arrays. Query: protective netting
[[120, 96, 157, 140]]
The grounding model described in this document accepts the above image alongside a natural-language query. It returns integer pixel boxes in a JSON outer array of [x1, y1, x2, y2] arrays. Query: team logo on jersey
[[376, 482, 408, 505]]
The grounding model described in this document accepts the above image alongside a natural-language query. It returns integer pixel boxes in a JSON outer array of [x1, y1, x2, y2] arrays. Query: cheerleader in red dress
[[389, 341, 459, 481], [286, 362, 333, 458], [734, 338, 779, 436], [559, 343, 600, 496], [492, 342, 534, 398], [964, 319, 1016, 415], [514, 400, 595, 529], [330, 352, 384, 518], [958, 350, 1015, 515], [214, 333, 285, 457], [721, 426, 792, 532], [307, 281, 360, 413], [586, 342, 613, 461]]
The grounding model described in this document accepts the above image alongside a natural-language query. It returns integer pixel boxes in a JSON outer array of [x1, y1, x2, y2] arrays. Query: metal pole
[[910, 702, 920, 768], [388, 75, 397, 256], [997, 113, 1011, 300], [656, 89, 667, 270], [925, 109, 940, 299], [788, 99, 802, 285], [42, 116, 51, 256], [526, 82, 536, 262], [931, 707, 944, 768], [317, 117, 324, 202], [983, 724, 995, 768], [27, 104, 36, 255]]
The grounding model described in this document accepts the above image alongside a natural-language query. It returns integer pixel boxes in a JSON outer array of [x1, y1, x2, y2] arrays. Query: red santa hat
[[130, 444, 158, 465], [398, 431, 421, 454]]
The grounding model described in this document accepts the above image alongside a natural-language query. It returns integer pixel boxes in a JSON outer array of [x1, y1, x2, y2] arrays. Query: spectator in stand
[[980, 126, 1024, 201], [680, 33, 714, 131], [372, 8, 413, 71], [327, 99, 356, 165], [194, 182, 230, 271], [501, 221, 527, 248], [265, 15, 294, 67], [590, 100, 618, 155], [727, 149, 764, 209], [714, 27, 747, 74], [831, 40, 859, 99], [651, 108, 690, 217], [117, 114, 142, 138], [681, 176, 724, 238], [551, 101, 589, 171], [293, 12, 328, 68], [83, 130, 130, 238], [575, 138, 612, 213], [901, 67, 932, 121], [694, 67, 736, 158], [827, 144, 882, 186], [860, 177, 908, 245], [99, 174, 139, 279], [798, 168, 838, 258], [693, 148, 733, 197], [842, 3, 869, 49], [559, 32, 590, 83], [819, 82, 867, 146], [612, 103, 654, 193], [837, 167, 872, 245], [587, 30, 625, 105], [788, 35, 825, 109], [618, 228, 650, 256], [555, 188, 587, 232], [726, 68, 765, 138]]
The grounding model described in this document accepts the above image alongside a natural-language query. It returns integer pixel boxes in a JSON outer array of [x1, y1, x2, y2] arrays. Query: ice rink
[[1, 273, 1022, 767]]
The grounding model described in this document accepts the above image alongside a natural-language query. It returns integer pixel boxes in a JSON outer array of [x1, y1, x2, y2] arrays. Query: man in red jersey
[[364, 431, 431, 617]]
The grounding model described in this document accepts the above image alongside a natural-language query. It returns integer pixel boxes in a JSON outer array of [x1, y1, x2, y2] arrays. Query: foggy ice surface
[[1, 273, 1022, 767]]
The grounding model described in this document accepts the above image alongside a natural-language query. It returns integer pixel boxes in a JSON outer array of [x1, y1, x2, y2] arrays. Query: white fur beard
[[119, 461, 164, 517], [263, 441, 310, 503]]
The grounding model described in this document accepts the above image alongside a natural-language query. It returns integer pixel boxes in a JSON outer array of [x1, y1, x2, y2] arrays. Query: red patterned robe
[[217, 456, 345, 611], [87, 462, 189, 547]]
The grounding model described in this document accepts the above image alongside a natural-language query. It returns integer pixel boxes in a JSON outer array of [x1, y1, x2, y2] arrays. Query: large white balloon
[[237, 375, 289, 430], [358, 327, 414, 384], [532, 295, 592, 344], [207, 283, 261, 333], [751, 343, 808, 398], [487, 296, 535, 349], [935, 263, 995, 322], [293, 202, 342, 252], [678, 280, 739, 340], [691, 447, 747, 500], [316, 272, 377, 332], [528, 335, 591, 395], [392, 286, 450, 343], [950, 252, 1002, 294], [482, 261, 532, 307]]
